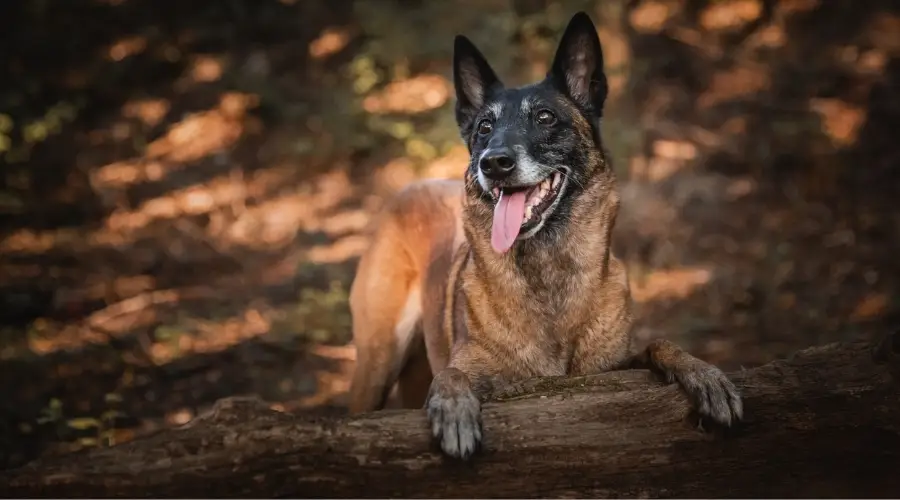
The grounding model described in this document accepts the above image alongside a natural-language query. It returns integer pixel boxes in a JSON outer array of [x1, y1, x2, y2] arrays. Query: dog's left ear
[[548, 11, 608, 118]]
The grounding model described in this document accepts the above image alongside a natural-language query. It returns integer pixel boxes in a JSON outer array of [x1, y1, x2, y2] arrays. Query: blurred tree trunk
[[2, 334, 899, 498]]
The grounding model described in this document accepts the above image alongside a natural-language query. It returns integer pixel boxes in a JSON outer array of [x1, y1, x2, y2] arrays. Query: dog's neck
[[463, 174, 620, 306]]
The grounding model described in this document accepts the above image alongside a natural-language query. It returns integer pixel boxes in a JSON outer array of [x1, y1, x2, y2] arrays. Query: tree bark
[[3, 334, 899, 498]]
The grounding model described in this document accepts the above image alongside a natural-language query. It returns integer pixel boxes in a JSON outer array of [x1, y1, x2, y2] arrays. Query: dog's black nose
[[479, 148, 516, 180]]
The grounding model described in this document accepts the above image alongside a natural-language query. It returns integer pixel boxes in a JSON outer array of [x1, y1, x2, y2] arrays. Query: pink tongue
[[491, 190, 527, 253]]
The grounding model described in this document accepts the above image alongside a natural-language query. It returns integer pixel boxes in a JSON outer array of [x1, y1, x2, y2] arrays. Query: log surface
[[2, 334, 899, 498]]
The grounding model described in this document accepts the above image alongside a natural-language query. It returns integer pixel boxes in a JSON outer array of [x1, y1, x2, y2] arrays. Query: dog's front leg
[[627, 338, 744, 428], [425, 343, 495, 460]]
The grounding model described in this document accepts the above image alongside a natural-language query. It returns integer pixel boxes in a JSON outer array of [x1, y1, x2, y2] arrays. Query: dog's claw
[[426, 388, 483, 459], [674, 363, 743, 427]]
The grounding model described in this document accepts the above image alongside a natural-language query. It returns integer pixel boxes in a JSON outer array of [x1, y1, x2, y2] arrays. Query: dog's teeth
[[552, 174, 561, 188], [525, 205, 533, 221]]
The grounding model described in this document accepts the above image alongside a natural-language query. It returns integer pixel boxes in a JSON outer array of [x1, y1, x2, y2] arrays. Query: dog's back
[[348, 178, 464, 413]]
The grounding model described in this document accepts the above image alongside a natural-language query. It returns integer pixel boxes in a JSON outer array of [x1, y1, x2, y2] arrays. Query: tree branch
[[3, 334, 899, 498]]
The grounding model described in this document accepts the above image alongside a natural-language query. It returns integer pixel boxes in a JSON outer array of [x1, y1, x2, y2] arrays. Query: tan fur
[[349, 152, 634, 406], [350, 143, 741, 461], [347, 179, 464, 413], [350, 152, 740, 443], [349, 16, 741, 460]]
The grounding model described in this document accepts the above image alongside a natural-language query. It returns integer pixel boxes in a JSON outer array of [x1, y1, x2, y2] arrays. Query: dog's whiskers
[[559, 169, 585, 191]]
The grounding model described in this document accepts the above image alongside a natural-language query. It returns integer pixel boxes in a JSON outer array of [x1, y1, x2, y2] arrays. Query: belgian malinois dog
[[348, 11, 743, 460]]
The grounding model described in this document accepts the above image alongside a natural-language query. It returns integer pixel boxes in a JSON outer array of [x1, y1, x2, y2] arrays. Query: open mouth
[[489, 171, 565, 254]]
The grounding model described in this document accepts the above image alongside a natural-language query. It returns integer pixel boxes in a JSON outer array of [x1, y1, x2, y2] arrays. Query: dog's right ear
[[453, 35, 503, 135], [548, 11, 608, 118]]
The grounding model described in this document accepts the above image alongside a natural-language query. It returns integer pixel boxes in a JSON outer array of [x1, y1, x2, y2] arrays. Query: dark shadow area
[[1, 334, 353, 470]]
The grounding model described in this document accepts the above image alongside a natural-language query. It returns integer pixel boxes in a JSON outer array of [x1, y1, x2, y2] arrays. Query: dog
[[347, 11, 743, 460]]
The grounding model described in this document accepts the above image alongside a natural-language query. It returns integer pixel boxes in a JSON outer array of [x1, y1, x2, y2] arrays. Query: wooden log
[[2, 333, 899, 498]]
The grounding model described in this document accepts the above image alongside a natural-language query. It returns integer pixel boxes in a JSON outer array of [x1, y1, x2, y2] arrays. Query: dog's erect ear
[[548, 11, 608, 117], [453, 35, 503, 134]]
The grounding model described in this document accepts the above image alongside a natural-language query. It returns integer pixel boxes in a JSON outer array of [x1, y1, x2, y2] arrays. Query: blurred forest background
[[1, 0, 898, 471]]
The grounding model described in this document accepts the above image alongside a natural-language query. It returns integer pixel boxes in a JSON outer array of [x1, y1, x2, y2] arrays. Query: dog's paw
[[672, 361, 743, 428], [425, 369, 483, 460]]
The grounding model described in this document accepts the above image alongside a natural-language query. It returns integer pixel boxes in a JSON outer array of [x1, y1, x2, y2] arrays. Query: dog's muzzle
[[479, 147, 516, 181]]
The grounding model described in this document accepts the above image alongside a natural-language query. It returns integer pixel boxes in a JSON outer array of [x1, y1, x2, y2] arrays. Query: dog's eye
[[535, 110, 556, 126], [476, 119, 493, 135]]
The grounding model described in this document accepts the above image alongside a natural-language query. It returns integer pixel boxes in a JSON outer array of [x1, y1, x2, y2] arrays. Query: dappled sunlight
[[309, 27, 353, 60], [165, 408, 195, 426], [222, 179, 361, 251], [91, 160, 168, 190], [221, 194, 308, 249], [725, 177, 756, 200], [653, 140, 697, 162], [746, 24, 787, 50], [29, 300, 275, 360], [289, 345, 355, 410], [96, 165, 362, 253], [28, 288, 188, 355], [629, 267, 713, 304], [145, 306, 273, 365], [628, 0, 684, 33], [851, 293, 889, 321], [698, 64, 771, 110], [54, 275, 157, 313], [107, 35, 147, 62], [421, 145, 468, 180], [853, 48, 888, 76], [104, 174, 248, 232], [144, 93, 255, 163], [5, 152, 366, 276], [362, 74, 452, 115], [699, 0, 762, 32], [630, 139, 698, 183], [317, 208, 371, 237], [312, 343, 356, 362], [306, 235, 370, 264], [121, 98, 171, 127], [810, 98, 867, 148], [292, 367, 352, 409], [629, 0, 679, 34], [188, 55, 225, 83], [1, 228, 81, 254], [597, 26, 631, 99], [371, 157, 419, 193], [91, 92, 256, 202]]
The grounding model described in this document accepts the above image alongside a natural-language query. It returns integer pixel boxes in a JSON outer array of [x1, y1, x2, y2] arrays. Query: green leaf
[[104, 393, 124, 404], [101, 410, 125, 422], [66, 417, 101, 430], [77, 437, 99, 447]]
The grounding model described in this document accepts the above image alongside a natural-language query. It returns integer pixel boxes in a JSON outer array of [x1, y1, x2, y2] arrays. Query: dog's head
[[453, 12, 611, 254]]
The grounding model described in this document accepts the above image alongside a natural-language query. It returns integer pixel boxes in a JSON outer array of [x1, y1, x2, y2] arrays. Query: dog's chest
[[483, 290, 595, 378], [503, 324, 579, 378]]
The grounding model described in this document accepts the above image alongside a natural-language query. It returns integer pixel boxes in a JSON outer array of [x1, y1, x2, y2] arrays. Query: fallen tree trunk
[[2, 334, 899, 498]]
